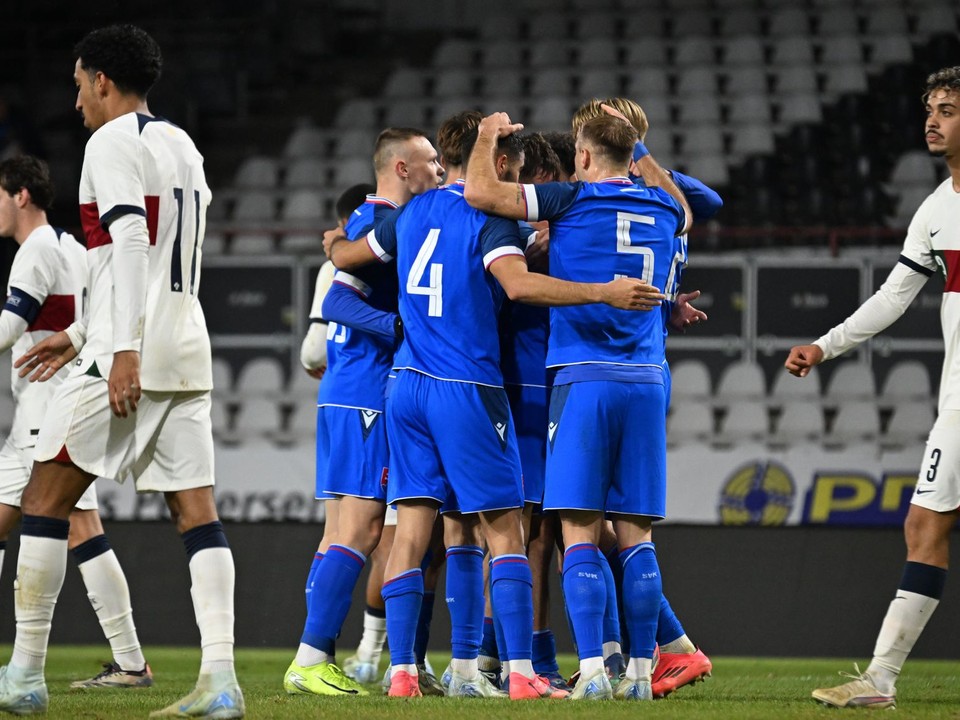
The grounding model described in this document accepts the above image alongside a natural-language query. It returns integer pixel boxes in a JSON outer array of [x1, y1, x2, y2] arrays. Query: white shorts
[[0, 437, 98, 511], [912, 408, 960, 513], [34, 376, 215, 493], [384, 503, 398, 527]]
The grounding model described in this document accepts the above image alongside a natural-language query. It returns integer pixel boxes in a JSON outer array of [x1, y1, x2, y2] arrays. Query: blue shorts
[[317, 405, 389, 501], [386, 370, 524, 514], [543, 380, 666, 518], [506, 383, 548, 505], [314, 406, 336, 500]]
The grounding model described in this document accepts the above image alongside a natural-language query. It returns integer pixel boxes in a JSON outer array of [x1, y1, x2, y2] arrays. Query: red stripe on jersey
[[81, 197, 160, 248], [80, 202, 112, 249], [145, 195, 159, 246], [943, 250, 960, 293], [27, 294, 75, 332]]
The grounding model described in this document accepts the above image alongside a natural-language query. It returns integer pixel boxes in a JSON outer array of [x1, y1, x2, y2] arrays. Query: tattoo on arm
[[514, 184, 524, 206]]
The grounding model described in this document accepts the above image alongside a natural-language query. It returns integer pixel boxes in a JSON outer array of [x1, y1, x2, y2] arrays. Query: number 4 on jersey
[[407, 227, 443, 317]]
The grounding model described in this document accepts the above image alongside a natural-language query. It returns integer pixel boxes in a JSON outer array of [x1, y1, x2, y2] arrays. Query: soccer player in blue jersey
[[283, 128, 443, 698], [325, 125, 661, 700], [571, 98, 719, 697], [464, 111, 692, 701]]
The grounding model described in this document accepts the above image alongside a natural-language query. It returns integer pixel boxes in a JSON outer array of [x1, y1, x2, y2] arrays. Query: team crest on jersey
[[359, 409, 380, 441], [477, 386, 510, 451], [547, 385, 572, 451]]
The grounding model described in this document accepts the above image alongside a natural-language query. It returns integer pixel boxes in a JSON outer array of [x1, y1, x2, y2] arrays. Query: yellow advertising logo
[[719, 461, 795, 526]]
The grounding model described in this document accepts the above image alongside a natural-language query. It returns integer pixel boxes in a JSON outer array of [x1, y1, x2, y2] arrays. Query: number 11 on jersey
[[407, 228, 443, 317]]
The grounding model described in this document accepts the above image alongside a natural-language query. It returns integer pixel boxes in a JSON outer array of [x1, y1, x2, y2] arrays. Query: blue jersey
[[317, 196, 399, 410], [368, 181, 525, 386], [500, 222, 548, 387], [522, 178, 683, 381]]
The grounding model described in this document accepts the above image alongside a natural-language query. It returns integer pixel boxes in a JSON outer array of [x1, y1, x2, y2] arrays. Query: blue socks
[[382, 568, 424, 666], [305, 551, 323, 606], [619, 543, 662, 660], [480, 617, 498, 659], [445, 546, 484, 660], [490, 555, 534, 661], [300, 544, 365, 654], [657, 594, 686, 646], [532, 629, 560, 674], [562, 543, 606, 660], [597, 548, 621, 646]]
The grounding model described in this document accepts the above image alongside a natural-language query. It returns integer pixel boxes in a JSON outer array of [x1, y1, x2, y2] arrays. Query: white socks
[[579, 655, 604, 679], [626, 656, 653, 682], [12, 536, 67, 673], [450, 657, 478, 677], [867, 589, 940, 693], [356, 611, 387, 663], [78, 549, 145, 671], [189, 547, 236, 675], [661, 633, 697, 654]]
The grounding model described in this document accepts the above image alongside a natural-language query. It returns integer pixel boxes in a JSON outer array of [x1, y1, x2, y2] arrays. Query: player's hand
[[322, 227, 347, 262], [305, 365, 326, 380], [108, 350, 142, 418], [525, 226, 550, 272], [602, 278, 663, 310], [14, 331, 78, 383], [478, 112, 524, 139], [600, 103, 631, 124], [784, 344, 824, 377], [669, 290, 708, 332]]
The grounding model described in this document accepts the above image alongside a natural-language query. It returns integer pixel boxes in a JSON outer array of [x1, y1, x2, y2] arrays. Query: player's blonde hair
[[571, 97, 649, 141], [578, 115, 638, 167]]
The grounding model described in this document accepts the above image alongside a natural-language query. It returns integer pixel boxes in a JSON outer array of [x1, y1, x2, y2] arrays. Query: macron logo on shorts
[[495, 421, 506, 441]]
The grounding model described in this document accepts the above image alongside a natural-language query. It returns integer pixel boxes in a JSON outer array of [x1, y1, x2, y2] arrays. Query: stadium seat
[[767, 7, 811, 38], [0, 352, 10, 398], [883, 401, 935, 447], [778, 94, 823, 125], [283, 123, 328, 158], [720, 35, 765, 66], [729, 123, 775, 157], [879, 360, 934, 404], [285, 158, 330, 189], [382, 99, 428, 128], [673, 36, 717, 67], [233, 397, 285, 440], [331, 158, 375, 188], [888, 185, 935, 227], [579, 69, 623, 99], [914, 2, 959, 35], [770, 365, 822, 404], [676, 66, 720, 97], [577, 15, 619, 42], [887, 151, 940, 187], [827, 400, 881, 445], [433, 69, 478, 98], [529, 40, 573, 68], [210, 398, 234, 443], [716, 10, 762, 38], [483, 96, 528, 120], [669, 359, 713, 402], [434, 98, 482, 126], [769, 36, 815, 67], [230, 232, 275, 255], [530, 69, 576, 98], [433, 38, 478, 68], [235, 356, 285, 395], [819, 36, 864, 65], [279, 189, 326, 250], [685, 154, 729, 186], [624, 39, 669, 68], [667, 7, 713, 37], [234, 156, 280, 189], [863, 6, 909, 37], [776, 400, 826, 442], [675, 94, 721, 125], [201, 230, 226, 256], [725, 67, 769, 96], [528, 96, 576, 132], [638, 96, 672, 127], [717, 400, 770, 444], [480, 40, 525, 69], [530, 16, 571, 42], [579, 39, 619, 68], [212, 356, 234, 398], [284, 401, 318, 444], [624, 69, 670, 98], [822, 64, 868, 96], [384, 68, 427, 98], [727, 93, 772, 126], [813, 7, 860, 37], [680, 125, 725, 156], [624, 11, 668, 38], [667, 402, 714, 445], [333, 98, 379, 129], [332, 129, 377, 160], [868, 34, 913, 67], [715, 361, 766, 402], [825, 362, 876, 403]]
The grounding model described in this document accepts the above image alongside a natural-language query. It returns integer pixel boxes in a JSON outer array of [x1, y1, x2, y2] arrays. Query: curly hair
[[0, 155, 55, 211], [74, 25, 162, 98], [924, 66, 960, 104], [436, 110, 482, 166], [519, 132, 562, 183]]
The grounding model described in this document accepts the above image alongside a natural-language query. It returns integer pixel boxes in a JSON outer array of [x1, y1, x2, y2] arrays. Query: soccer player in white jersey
[[0, 155, 152, 690], [787, 66, 960, 710], [1, 25, 243, 718]]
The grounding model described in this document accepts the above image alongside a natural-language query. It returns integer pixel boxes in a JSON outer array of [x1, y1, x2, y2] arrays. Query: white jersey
[[5, 226, 86, 448], [77, 111, 213, 391], [815, 177, 960, 410]]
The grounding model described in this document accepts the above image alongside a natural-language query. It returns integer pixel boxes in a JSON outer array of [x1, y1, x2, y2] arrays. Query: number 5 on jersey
[[407, 228, 443, 317]]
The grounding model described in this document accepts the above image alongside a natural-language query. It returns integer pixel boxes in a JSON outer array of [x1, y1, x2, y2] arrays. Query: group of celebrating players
[[1, 17, 959, 718]]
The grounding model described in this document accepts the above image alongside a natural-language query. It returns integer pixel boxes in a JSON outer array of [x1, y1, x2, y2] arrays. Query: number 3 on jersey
[[407, 228, 443, 317]]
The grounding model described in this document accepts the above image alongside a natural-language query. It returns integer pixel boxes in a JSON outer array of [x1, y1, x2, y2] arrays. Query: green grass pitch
[[20, 645, 960, 718]]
